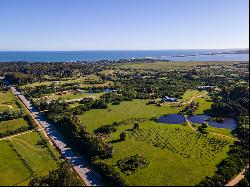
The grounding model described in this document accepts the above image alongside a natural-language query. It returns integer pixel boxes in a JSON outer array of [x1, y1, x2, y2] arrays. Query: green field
[[79, 90, 212, 132], [0, 131, 60, 186], [21, 75, 113, 89], [79, 99, 184, 132], [0, 118, 29, 134], [79, 88, 235, 185], [180, 89, 206, 102], [192, 123, 234, 137], [20, 77, 85, 88], [103, 121, 233, 186], [0, 90, 20, 111], [46, 92, 103, 101], [117, 61, 242, 71]]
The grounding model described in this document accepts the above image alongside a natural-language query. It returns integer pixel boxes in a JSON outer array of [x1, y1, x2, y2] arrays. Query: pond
[[187, 115, 237, 130], [158, 114, 186, 124], [157, 114, 237, 130]]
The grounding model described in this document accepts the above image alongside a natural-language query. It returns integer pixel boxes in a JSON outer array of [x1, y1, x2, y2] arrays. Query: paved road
[[11, 87, 103, 186], [225, 166, 249, 186]]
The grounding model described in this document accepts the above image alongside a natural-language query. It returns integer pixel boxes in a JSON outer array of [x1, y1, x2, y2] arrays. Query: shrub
[[133, 123, 139, 130], [120, 132, 127, 141], [117, 154, 150, 175], [95, 124, 117, 134], [201, 122, 208, 128], [91, 156, 127, 186]]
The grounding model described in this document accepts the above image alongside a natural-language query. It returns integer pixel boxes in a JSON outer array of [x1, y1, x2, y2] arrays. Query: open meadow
[[0, 118, 29, 134], [0, 90, 20, 111], [0, 131, 60, 186], [79, 89, 210, 132], [79, 99, 184, 132], [102, 121, 233, 186], [43, 92, 103, 101], [116, 61, 243, 71]]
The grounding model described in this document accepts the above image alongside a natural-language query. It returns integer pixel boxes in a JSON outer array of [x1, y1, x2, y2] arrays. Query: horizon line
[[0, 48, 248, 52]]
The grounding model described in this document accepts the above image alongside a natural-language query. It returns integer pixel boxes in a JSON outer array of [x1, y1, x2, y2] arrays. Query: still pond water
[[158, 114, 237, 130]]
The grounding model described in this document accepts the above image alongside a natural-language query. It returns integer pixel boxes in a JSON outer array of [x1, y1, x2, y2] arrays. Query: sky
[[0, 0, 249, 50]]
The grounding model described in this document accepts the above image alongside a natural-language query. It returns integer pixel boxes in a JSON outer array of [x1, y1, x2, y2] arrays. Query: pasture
[[0, 118, 29, 134], [79, 99, 184, 132], [45, 92, 103, 101], [21, 75, 113, 89], [103, 121, 233, 186], [0, 90, 20, 111], [0, 131, 60, 186], [117, 61, 242, 71], [79, 89, 212, 132]]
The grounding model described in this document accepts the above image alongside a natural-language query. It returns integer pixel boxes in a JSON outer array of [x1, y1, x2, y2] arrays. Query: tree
[[120, 132, 126, 141], [202, 122, 208, 128], [29, 161, 84, 186], [198, 126, 208, 134], [133, 123, 139, 130]]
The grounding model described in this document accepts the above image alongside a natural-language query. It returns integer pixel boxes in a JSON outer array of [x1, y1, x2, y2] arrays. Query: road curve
[[11, 87, 103, 186]]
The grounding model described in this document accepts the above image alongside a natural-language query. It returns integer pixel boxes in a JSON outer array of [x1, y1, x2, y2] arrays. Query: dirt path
[[0, 128, 43, 141], [225, 166, 249, 186], [182, 92, 207, 105], [0, 104, 13, 109], [184, 115, 237, 141]]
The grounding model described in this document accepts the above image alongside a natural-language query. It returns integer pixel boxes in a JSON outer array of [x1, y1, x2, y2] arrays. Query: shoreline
[[0, 49, 248, 63]]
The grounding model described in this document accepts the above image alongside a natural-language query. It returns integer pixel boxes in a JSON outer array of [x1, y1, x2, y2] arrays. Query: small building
[[52, 80, 59, 84], [75, 89, 85, 94], [162, 96, 178, 102], [196, 86, 216, 91]]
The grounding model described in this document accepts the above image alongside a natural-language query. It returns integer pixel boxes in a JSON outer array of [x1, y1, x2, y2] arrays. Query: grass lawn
[[207, 126, 234, 137], [117, 61, 241, 71], [0, 90, 20, 111], [192, 123, 234, 137], [79, 99, 184, 132], [20, 77, 85, 88], [180, 89, 206, 103], [21, 75, 113, 89], [47, 92, 103, 101], [0, 131, 60, 186], [193, 96, 212, 115], [79, 80, 114, 88], [0, 141, 31, 186], [103, 121, 233, 186], [0, 118, 29, 134]]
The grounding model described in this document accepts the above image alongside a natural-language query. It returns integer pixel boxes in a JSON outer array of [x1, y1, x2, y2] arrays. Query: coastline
[[0, 49, 248, 63]]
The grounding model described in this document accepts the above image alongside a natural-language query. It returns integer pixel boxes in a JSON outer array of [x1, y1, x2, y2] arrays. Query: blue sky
[[0, 0, 248, 50]]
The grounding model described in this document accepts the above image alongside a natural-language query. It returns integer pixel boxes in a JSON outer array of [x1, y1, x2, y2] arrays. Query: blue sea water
[[0, 49, 248, 62]]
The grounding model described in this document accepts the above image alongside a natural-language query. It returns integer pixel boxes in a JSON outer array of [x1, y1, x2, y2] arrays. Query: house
[[196, 86, 216, 91], [75, 89, 85, 94], [52, 80, 59, 84], [162, 96, 178, 102]]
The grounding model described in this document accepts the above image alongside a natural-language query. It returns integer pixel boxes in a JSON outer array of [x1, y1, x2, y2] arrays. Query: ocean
[[0, 50, 248, 62]]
